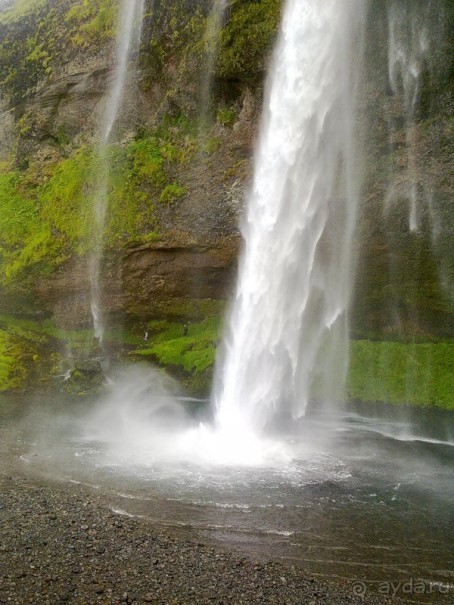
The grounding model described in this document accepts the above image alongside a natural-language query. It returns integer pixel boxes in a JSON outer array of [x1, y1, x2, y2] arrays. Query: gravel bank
[[0, 472, 405, 605]]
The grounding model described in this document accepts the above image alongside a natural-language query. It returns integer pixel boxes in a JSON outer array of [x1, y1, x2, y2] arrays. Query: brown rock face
[[36, 235, 240, 329], [120, 235, 240, 318]]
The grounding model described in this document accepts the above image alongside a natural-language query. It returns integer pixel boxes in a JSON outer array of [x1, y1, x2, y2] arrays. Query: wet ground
[[0, 384, 453, 603]]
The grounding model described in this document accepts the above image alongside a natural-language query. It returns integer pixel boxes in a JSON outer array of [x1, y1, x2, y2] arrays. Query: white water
[[385, 0, 431, 233], [214, 0, 364, 436], [89, 0, 144, 344]]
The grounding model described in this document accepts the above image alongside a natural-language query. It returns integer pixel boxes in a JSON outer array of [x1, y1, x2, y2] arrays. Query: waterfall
[[381, 0, 453, 332], [214, 0, 364, 435], [385, 0, 431, 233], [89, 0, 144, 345], [198, 0, 227, 128]]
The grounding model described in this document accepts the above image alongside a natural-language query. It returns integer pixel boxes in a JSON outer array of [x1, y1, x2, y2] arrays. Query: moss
[[0, 331, 30, 390], [159, 183, 186, 204], [139, 1, 207, 88], [38, 146, 95, 252], [216, 0, 282, 81], [217, 105, 237, 127], [0, 314, 52, 391], [0, 0, 45, 25], [0, 116, 202, 290], [0, 0, 119, 101], [347, 340, 454, 410], [65, 0, 118, 47], [134, 317, 221, 375], [0, 171, 64, 288], [126, 299, 225, 395]]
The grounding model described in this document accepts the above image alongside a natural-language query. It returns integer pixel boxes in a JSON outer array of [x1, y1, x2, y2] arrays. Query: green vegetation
[[0, 0, 119, 100], [0, 330, 30, 390], [159, 183, 186, 204], [0, 120, 193, 287], [132, 324, 454, 405], [216, 0, 282, 81], [0, 307, 452, 407], [0, 313, 49, 391], [132, 314, 222, 395], [65, 0, 118, 47], [0, 171, 62, 288], [217, 105, 237, 127], [0, 313, 146, 392], [348, 340, 454, 410], [0, 0, 45, 25]]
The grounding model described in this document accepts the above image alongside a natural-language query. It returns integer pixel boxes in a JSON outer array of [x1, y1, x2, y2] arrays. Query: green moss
[[134, 316, 221, 376], [216, 0, 282, 81], [0, 331, 29, 390], [0, 118, 200, 289], [347, 340, 454, 410], [127, 302, 224, 395], [39, 146, 95, 251], [65, 0, 118, 47], [0, 0, 45, 25], [217, 105, 237, 127], [0, 314, 52, 391], [159, 183, 186, 204], [0, 171, 62, 287]]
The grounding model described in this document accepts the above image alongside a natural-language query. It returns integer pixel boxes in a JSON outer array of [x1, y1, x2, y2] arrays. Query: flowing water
[[214, 0, 364, 435], [0, 2, 452, 601], [89, 0, 144, 345], [197, 0, 228, 128], [382, 0, 454, 323], [0, 388, 453, 602]]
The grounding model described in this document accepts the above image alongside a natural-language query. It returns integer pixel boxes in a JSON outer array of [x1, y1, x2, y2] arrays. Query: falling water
[[89, 0, 144, 345], [198, 0, 227, 128], [385, 0, 431, 233], [383, 0, 454, 336], [214, 0, 364, 435]]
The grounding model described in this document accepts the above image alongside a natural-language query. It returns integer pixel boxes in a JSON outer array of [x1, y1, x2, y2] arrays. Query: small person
[[143, 330, 149, 342], [183, 324, 188, 336]]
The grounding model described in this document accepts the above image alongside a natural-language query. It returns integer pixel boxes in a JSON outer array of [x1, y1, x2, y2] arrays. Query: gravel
[[0, 472, 406, 605]]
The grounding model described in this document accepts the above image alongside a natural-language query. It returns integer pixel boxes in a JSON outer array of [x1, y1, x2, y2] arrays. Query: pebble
[[0, 473, 406, 605]]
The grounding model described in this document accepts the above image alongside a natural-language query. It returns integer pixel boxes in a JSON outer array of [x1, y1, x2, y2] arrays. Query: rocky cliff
[[0, 0, 452, 405], [0, 0, 278, 326]]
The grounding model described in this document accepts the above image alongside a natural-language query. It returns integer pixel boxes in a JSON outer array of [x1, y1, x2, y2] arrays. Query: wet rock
[[62, 360, 106, 395], [0, 472, 405, 605]]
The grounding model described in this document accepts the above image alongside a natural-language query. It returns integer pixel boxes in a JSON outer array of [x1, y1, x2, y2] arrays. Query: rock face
[[36, 236, 240, 328], [0, 0, 258, 331], [0, 0, 452, 342]]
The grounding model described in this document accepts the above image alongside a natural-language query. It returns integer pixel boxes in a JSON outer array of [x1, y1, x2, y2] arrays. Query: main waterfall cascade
[[214, 0, 365, 435], [89, 0, 145, 346], [1, 3, 453, 590]]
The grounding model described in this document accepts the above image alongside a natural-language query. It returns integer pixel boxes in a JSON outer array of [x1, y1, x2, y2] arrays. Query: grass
[[133, 316, 222, 376], [348, 340, 454, 410], [134, 325, 453, 408], [0, 309, 451, 408]]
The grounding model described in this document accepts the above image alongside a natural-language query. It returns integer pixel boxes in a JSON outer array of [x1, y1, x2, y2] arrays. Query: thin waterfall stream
[[89, 0, 145, 346]]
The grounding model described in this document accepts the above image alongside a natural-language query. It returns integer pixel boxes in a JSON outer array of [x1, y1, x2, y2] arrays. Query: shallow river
[[0, 380, 453, 602]]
